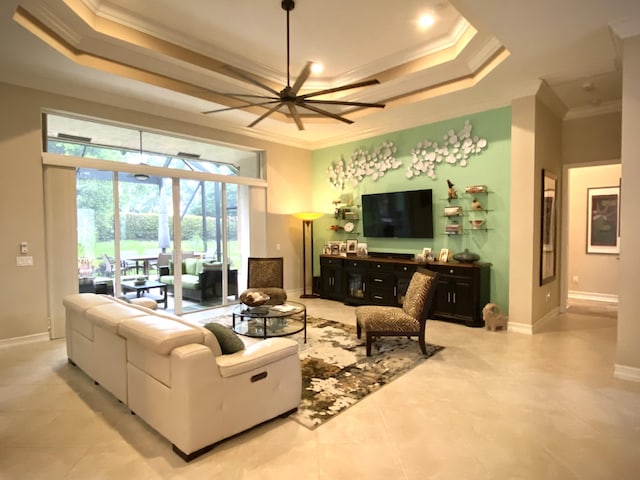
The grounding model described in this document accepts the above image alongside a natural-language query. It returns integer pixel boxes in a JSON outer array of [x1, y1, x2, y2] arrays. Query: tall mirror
[[540, 169, 557, 285]]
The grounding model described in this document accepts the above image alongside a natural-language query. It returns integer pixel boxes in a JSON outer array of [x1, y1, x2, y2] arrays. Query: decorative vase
[[452, 249, 480, 264]]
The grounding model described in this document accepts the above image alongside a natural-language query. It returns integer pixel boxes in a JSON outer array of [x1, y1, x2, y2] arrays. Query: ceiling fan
[[203, 0, 385, 130]]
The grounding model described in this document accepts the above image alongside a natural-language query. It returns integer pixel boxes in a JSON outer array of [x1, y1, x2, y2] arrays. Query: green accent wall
[[311, 106, 511, 312]]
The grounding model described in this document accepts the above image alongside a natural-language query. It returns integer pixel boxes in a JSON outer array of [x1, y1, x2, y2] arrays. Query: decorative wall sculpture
[[326, 120, 488, 189], [327, 141, 400, 189], [406, 120, 488, 179]]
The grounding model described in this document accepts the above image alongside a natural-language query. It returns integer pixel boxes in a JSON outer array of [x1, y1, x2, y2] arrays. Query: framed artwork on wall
[[540, 169, 557, 285], [587, 186, 620, 254]]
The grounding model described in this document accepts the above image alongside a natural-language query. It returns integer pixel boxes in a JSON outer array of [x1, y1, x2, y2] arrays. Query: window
[[43, 113, 265, 314]]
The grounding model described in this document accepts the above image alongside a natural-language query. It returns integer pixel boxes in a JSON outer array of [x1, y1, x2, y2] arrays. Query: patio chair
[[102, 254, 137, 277], [355, 267, 438, 356]]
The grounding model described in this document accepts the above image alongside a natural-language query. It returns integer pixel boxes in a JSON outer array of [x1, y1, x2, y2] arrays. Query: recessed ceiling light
[[311, 62, 323, 75], [418, 14, 435, 29]]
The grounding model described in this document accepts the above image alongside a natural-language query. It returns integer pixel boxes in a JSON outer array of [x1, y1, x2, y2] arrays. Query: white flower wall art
[[325, 120, 489, 189], [327, 141, 400, 190], [406, 120, 488, 180]]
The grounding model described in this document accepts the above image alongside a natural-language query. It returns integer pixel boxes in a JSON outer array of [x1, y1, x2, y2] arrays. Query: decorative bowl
[[452, 249, 480, 264], [469, 219, 485, 229], [465, 185, 487, 193], [134, 276, 146, 285]]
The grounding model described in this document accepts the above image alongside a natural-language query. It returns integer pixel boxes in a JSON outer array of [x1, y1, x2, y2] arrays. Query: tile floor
[[1, 296, 639, 479]]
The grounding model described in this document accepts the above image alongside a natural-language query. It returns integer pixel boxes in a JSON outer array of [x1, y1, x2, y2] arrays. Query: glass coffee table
[[232, 301, 307, 343]]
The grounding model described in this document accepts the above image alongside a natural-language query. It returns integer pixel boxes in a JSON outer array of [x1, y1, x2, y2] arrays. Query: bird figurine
[[447, 179, 458, 200], [472, 198, 483, 210]]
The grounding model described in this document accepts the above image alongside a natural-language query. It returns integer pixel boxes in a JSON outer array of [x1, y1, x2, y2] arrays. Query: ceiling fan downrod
[[282, 0, 295, 88]]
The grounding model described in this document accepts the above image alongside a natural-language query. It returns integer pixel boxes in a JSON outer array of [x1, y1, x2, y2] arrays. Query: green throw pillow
[[204, 323, 245, 354]]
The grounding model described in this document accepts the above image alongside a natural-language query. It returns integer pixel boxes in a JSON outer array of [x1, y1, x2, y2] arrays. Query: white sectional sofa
[[63, 293, 302, 461]]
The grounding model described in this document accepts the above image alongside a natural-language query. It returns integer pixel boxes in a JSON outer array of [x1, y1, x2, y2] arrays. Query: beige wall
[[532, 97, 564, 322], [508, 96, 536, 327], [0, 81, 311, 341], [567, 164, 621, 300], [617, 34, 640, 375], [562, 112, 622, 165], [509, 92, 563, 330]]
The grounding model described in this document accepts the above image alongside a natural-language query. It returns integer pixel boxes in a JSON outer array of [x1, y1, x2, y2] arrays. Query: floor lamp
[[293, 211, 324, 298]]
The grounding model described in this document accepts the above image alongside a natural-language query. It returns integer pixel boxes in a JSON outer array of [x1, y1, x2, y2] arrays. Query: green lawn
[[81, 239, 241, 275]]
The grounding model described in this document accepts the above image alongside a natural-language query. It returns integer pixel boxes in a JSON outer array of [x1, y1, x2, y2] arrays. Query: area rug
[[206, 315, 444, 430]]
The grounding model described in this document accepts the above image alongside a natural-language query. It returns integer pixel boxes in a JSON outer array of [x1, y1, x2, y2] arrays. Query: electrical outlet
[[572, 275, 579, 284]]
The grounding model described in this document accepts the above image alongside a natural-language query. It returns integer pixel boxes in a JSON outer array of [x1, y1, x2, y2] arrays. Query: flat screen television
[[361, 189, 434, 239]]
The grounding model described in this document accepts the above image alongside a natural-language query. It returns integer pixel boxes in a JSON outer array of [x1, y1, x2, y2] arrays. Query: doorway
[[563, 162, 621, 312]]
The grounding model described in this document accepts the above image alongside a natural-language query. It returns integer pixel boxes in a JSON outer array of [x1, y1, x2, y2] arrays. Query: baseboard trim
[[507, 306, 560, 335], [614, 364, 640, 383], [0, 332, 49, 348], [568, 291, 619, 305], [506, 322, 532, 335]]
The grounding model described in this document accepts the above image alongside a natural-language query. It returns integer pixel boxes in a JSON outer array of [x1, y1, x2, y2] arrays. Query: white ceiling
[[1, 0, 638, 149]]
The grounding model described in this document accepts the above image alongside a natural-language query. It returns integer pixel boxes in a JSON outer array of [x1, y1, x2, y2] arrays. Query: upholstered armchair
[[239, 257, 287, 305], [355, 267, 438, 356]]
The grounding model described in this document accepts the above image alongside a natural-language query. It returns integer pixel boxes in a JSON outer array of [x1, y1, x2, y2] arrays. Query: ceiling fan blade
[[297, 102, 354, 125], [303, 99, 386, 109], [290, 62, 312, 95], [202, 100, 280, 114], [247, 103, 283, 128], [225, 64, 281, 97], [221, 93, 280, 100], [287, 103, 305, 130], [299, 79, 381, 99]]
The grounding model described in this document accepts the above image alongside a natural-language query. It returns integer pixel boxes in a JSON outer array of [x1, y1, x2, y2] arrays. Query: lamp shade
[[293, 211, 324, 221]]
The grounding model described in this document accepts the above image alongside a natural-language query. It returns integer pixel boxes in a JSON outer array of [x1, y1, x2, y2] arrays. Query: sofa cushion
[[184, 258, 199, 275], [158, 273, 201, 289], [86, 302, 147, 334], [215, 338, 299, 378], [203, 323, 245, 354], [119, 315, 204, 355]]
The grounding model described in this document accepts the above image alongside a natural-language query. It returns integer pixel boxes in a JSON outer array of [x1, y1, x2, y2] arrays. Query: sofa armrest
[[215, 338, 299, 378]]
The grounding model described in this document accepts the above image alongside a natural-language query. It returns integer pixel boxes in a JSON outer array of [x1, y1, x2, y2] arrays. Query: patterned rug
[[207, 315, 444, 430]]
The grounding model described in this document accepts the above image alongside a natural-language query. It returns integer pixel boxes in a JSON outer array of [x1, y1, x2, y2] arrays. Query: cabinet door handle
[[393, 286, 397, 296], [373, 278, 383, 282], [447, 292, 451, 303], [452, 292, 456, 303], [373, 295, 383, 300], [363, 283, 366, 292]]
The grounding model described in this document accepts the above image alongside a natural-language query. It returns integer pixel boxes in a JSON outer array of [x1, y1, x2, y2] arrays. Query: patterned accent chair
[[355, 268, 439, 356], [239, 257, 288, 305]]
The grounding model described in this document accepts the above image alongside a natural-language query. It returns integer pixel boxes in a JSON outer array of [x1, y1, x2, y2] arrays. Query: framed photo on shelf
[[587, 186, 620, 254], [438, 248, 450, 263], [346, 239, 358, 255], [356, 243, 368, 257]]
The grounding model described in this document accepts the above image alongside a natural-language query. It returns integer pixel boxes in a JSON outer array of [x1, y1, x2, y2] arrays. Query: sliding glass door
[[76, 168, 242, 313]]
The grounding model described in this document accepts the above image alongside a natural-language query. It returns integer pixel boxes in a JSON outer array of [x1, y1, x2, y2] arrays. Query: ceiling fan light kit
[[204, 0, 385, 130]]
